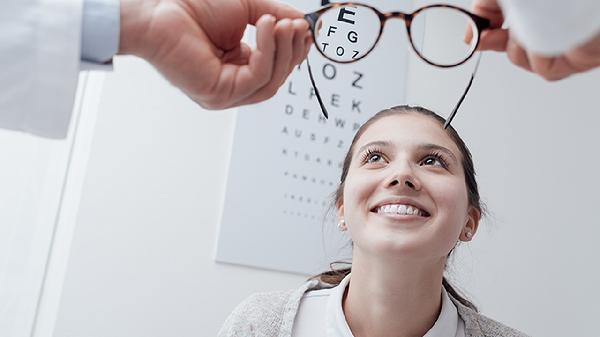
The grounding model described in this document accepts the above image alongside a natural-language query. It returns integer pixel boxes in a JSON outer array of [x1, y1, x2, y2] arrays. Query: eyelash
[[420, 151, 449, 169], [359, 148, 450, 169], [360, 148, 385, 164]]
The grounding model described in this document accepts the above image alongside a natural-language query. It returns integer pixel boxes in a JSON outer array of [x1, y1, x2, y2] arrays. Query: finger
[[212, 14, 276, 107], [506, 38, 532, 71], [297, 28, 313, 69], [528, 53, 573, 81], [564, 32, 600, 72], [248, 14, 277, 80], [303, 31, 313, 57], [273, 18, 295, 74], [248, 0, 303, 24], [237, 18, 295, 105], [467, 0, 505, 49], [470, 0, 504, 28], [222, 42, 252, 65], [290, 19, 309, 68], [464, 25, 474, 45], [477, 29, 509, 51]]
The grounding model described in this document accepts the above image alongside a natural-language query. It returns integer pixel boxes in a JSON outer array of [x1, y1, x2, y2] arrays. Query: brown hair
[[313, 105, 484, 311]]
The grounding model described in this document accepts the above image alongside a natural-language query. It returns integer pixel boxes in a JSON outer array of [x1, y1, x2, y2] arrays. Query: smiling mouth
[[370, 204, 431, 218]]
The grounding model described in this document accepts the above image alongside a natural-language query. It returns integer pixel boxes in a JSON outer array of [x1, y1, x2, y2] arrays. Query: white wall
[[53, 57, 306, 337], [0, 73, 96, 337], [54, 6, 600, 337]]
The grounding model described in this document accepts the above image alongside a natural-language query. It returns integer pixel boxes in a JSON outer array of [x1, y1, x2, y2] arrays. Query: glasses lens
[[410, 7, 478, 66], [314, 5, 381, 63]]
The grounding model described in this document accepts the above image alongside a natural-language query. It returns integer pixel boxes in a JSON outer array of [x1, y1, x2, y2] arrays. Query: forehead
[[356, 113, 462, 156]]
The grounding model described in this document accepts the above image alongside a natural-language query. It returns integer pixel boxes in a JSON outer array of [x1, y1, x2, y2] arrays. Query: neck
[[343, 251, 446, 337]]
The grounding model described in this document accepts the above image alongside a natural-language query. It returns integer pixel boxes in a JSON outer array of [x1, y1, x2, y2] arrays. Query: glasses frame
[[305, 2, 490, 67], [303, 2, 491, 127]]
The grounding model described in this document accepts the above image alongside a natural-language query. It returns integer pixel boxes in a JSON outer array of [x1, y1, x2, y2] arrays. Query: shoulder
[[217, 290, 293, 337], [218, 280, 322, 337], [451, 296, 530, 337], [474, 312, 530, 337], [459, 306, 531, 337]]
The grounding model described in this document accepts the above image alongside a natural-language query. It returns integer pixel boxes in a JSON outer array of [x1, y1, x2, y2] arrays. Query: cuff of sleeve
[[501, 0, 600, 55], [81, 0, 120, 64]]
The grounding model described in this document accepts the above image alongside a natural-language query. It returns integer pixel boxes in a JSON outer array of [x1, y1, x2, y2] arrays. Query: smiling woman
[[218, 106, 529, 337]]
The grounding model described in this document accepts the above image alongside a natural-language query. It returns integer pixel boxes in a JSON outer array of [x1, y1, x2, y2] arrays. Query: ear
[[337, 203, 345, 220], [460, 206, 480, 242]]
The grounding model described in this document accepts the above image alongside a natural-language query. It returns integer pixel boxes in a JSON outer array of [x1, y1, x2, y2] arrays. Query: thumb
[[247, 0, 304, 24], [471, 0, 504, 28], [477, 28, 509, 51]]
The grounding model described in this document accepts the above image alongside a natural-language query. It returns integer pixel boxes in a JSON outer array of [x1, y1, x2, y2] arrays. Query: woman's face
[[339, 113, 479, 261]]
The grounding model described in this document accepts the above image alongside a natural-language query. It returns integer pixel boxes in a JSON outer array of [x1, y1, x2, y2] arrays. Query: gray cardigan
[[218, 279, 531, 337]]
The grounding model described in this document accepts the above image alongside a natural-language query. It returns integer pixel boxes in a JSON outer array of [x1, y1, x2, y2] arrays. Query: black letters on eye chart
[[280, 57, 368, 224], [320, 7, 360, 59], [337, 7, 357, 25], [216, 0, 409, 274], [276, 1, 405, 233], [319, 6, 361, 60]]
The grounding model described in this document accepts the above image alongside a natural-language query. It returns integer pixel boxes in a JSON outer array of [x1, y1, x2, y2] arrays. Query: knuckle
[[256, 70, 272, 87], [267, 86, 280, 98], [541, 72, 565, 81], [198, 98, 225, 110], [507, 52, 520, 66]]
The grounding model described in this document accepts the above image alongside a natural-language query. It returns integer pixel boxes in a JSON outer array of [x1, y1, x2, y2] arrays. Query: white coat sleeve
[[499, 0, 600, 55], [0, 0, 83, 139]]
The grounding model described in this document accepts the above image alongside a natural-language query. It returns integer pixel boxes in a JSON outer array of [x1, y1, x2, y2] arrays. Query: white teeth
[[377, 204, 425, 216], [397, 205, 407, 214]]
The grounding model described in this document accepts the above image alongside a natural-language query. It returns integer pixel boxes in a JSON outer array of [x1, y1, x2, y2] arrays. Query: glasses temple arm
[[306, 57, 329, 119], [444, 52, 483, 129]]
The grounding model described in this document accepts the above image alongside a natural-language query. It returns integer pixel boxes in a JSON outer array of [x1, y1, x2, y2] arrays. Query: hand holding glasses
[[304, 2, 490, 128]]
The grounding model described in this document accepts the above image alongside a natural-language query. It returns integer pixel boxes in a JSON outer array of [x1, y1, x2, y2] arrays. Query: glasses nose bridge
[[383, 11, 411, 26]]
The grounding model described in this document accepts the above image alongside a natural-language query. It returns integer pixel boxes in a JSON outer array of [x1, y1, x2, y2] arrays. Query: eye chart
[[216, 0, 419, 275]]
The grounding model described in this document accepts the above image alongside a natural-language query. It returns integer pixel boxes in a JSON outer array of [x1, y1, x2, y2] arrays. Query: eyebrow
[[419, 143, 459, 164], [356, 141, 393, 157], [355, 141, 459, 164]]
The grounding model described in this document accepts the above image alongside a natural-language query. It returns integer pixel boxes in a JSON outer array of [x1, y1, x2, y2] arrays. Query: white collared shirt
[[292, 274, 465, 337]]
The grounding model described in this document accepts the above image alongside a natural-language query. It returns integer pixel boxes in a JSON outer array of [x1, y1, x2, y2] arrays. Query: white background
[[12, 0, 594, 336], [0, 72, 101, 337]]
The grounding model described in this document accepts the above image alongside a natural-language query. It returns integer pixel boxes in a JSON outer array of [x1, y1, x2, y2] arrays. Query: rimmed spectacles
[[304, 2, 490, 128]]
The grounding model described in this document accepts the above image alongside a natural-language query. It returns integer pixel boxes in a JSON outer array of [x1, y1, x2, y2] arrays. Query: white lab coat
[[0, 0, 83, 139], [500, 0, 600, 55]]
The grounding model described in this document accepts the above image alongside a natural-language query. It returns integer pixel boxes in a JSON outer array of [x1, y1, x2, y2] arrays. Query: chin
[[362, 231, 434, 258]]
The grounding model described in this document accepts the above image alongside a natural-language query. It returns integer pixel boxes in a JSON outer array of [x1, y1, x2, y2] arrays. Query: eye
[[367, 152, 383, 163], [420, 153, 448, 168], [360, 148, 386, 165]]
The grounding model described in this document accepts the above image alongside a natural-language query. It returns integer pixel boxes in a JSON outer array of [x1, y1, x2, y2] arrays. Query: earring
[[465, 231, 473, 239], [337, 219, 347, 231]]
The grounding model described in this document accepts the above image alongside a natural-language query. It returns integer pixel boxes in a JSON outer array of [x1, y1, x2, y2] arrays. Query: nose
[[386, 161, 421, 191]]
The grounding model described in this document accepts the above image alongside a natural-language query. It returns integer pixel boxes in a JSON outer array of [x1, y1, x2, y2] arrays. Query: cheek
[[430, 177, 470, 231], [437, 181, 467, 206], [428, 172, 469, 206], [342, 171, 380, 224], [343, 171, 377, 207]]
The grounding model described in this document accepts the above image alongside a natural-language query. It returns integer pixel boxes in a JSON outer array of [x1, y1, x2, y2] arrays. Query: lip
[[370, 197, 432, 217]]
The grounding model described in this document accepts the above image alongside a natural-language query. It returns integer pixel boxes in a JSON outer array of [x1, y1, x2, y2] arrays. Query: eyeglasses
[[304, 2, 490, 128]]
